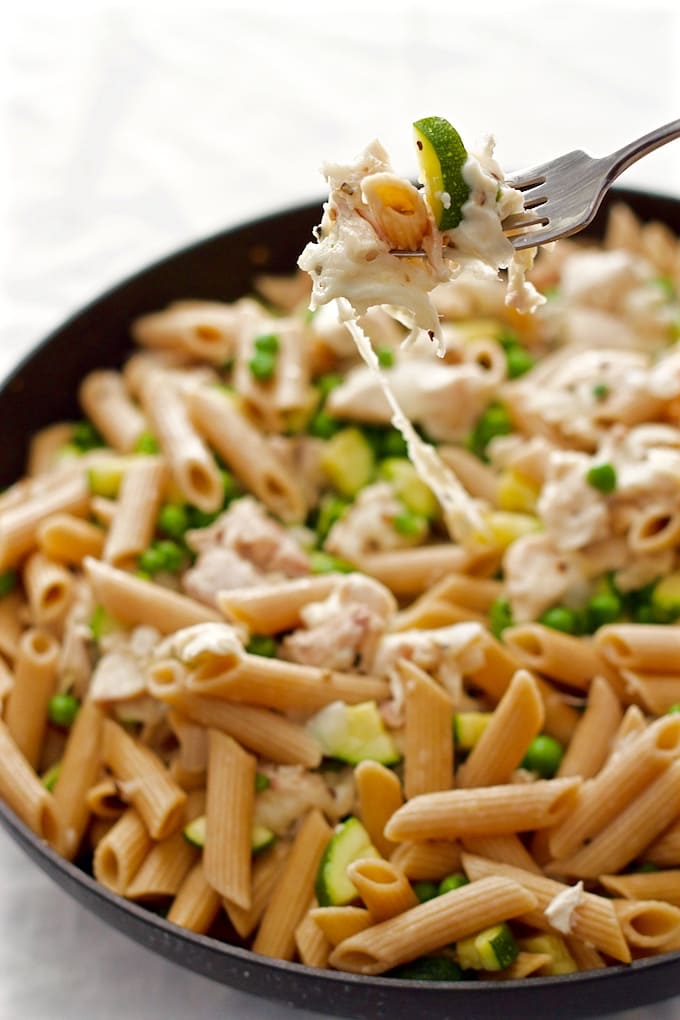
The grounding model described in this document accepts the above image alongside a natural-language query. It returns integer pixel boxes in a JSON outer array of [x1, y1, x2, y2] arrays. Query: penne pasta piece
[[102, 719, 187, 840], [384, 778, 580, 843], [204, 730, 256, 909], [345, 858, 418, 921], [391, 598, 486, 631], [5, 627, 60, 768], [83, 557, 221, 632], [90, 496, 116, 528], [400, 659, 454, 798], [437, 445, 500, 504], [0, 471, 90, 570], [627, 504, 680, 554], [466, 633, 525, 704], [189, 385, 307, 523], [132, 300, 239, 364], [295, 899, 332, 968], [355, 760, 403, 859], [389, 840, 463, 881], [0, 718, 60, 845], [224, 841, 290, 939], [534, 676, 583, 747], [103, 456, 168, 566], [234, 318, 313, 431], [599, 870, 680, 907], [457, 669, 544, 788], [216, 575, 339, 635], [397, 572, 503, 622], [596, 624, 680, 673], [52, 699, 105, 859], [564, 937, 607, 970], [556, 676, 622, 779], [85, 777, 127, 819], [78, 370, 147, 452], [503, 624, 622, 694], [0, 590, 23, 663], [253, 809, 332, 960], [461, 834, 543, 875], [646, 820, 680, 868], [27, 423, 76, 476], [609, 704, 647, 754], [37, 513, 106, 566], [612, 898, 680, 951], [22, 551, 74, 625], [328, 876, 537, 975], [309, 906, 373, 947], [461, 852, 631, 963], [619, 670, 680, 716], [358, 544, 499, 598], [93, 808, 152, 894], [166, 860, 222, 933], [551, 760, 680, 879], [167, 710, 208, 775], [126, 790, 205, 900]]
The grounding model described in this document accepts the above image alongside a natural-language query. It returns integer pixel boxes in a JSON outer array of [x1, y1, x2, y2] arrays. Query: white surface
[[2, 3, 680, 1017]]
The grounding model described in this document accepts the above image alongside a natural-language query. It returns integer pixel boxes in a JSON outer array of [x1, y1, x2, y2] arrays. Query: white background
[[1, 2, 680, 1018]]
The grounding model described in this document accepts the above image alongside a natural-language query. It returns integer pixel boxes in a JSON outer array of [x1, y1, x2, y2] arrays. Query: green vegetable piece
[[592, 383, 610, 401], [246, 634, 278, 658], [489, 597, 514, 639], [315, 817, 380, 907], [157, 503, 190, 539], [505, 345, 535, 379], [453, 712, 492, 752], [319, 427, 376, 497], [220, 468, 240, 505], [392, 509, 428, 539], [634, 604, 674, 624], [89, 605, 117, 641], [389, 956, 464, 981], [138, 545, 167, 576], [376, 347, 395, 368], [466, 402, 513, 462], [87, 464, 124, 498], [413, 116, 470, 231], [41, 761, 61, 792], [248, 350, 277, 381], [379, 458, 439, 518], [72, 420, 105, 451], [251, 825, 277, 855], [539, 605, 582, 635], [47, 693, 80, 728], [651, 573, 680, 617], [308, 410, 342, 440], [155, 539, 185, 573], [586, 463, 617, 494], [316, 373, 343, 402], [309, 551, 355, 575], [412, 880, 439, 903], [183, 815, 275, 854], [315, 494, 351, 540], [438, 873, 470, 895], [521, 734, 564, 779], [652, 275, 675, 300], [255, 771, 271, 792], [188, 506, 221, 529], [306, 700, 400, 766], [253, 332, 280, 355], [456, 922, 518, 971], [380, 427, 409, 459], [0, 570, 17, 597], [635, 861, 660, 872], [585, 590, 622, 631], [518, 933, 577, 974], [667, 704, 680, 715], [134, 431, 161, 454]]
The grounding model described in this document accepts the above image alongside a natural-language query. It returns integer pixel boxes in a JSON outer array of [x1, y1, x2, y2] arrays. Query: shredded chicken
[[254, 764, 354, 835]]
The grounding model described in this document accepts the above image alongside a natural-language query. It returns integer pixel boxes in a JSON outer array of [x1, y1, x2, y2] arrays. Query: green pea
[[466, 402, 513, 461], [392, 509, 428, 538], [376, 347, 395, 368], [315, 373, 343, 402], [309, 551, 354, 575], [157, 503, 190, 539], [255, 771, 271, 792], [134, 431, 161, 455], [308, 410, 342, 439], [253, 332, 280, 355], [438, 873, 469, 895], [188, 507, 220, 529], [248, 350, 277, 381], [72, 420, 105, 451], [585, 591, 622, 631], [539, 606, 582, 635], [489, 597, 514, 640], [246, 634, 278, 658], [155, 540, 184, 573], [592, 383, 610, 401], [48, 693, 80, 728], [497, 328, 520, 351], [0, 569, 17, 597], [380, 427, 409, 459], [586, 463, 617, 494], [138, 545, 167, 575], [505, 345, 535, 379], [412, 880, 439, 903], [521, 734, 564, 778]]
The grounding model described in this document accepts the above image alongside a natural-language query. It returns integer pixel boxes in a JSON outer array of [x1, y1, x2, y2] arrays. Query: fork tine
[[502, 212, 549, 234]]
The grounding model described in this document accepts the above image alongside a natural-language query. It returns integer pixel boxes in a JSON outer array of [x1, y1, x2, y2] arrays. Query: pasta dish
[[2, 126, 680, 982]]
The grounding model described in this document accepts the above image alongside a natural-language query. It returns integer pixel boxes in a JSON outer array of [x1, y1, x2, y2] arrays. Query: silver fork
[[503, 118, 680, 249]]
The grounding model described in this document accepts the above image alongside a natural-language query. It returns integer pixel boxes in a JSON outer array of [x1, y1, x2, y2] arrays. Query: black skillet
[[1, 188, 680, 1020]]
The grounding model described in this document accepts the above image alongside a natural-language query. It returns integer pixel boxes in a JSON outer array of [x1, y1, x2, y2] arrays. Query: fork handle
[[604, 118, 680, 183]]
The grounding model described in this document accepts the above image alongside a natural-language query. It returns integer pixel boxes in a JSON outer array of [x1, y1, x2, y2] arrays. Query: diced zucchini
[[315, 817, 380, 907], [319, 428, 375, 498], [87, 460, 127, 498], [473, 510, 542, 550], [390, 956, 464, 981], [453, 712, 492, 752], [518, 934, 577, 975], [378, 458, 439, 518], [652, 572, 680, 615], [456, 922, 518, 971], [251, 825, 277, 855], [496, 469, 540, 513], [306, 700, 401, 766], [41, 761, 61, 792], [182, 815, 277, 855]]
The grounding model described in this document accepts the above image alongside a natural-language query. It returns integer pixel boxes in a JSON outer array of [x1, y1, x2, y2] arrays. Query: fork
[[503, 118, 680, 249]]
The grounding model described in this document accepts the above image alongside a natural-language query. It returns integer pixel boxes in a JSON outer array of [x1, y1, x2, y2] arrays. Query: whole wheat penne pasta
[[52, 699, 105, 858], [355, 760, 403, 859], [253, 809, 332, 960], [203, 730, 256, 909], [189, 385, 306, 523], [27, 423, 76, 475], [36, 513, 106, 565], [610, 703, 647, 753], [186, 653, 390, 713], [556, 676, 622, 779], [551, 760, 680, 879], [168, 710, 208, 774], [132, 300, 240, 364], [461, 852, 631, 963], [547, 713, 680, 860], [153, 690, 322, 768], [224, 840, 290, 938], [166, 860, 222, 933], [534, 676, 584, 746], [646, 819, 680, 868], [103, 456, 168, 566], [255, 271, 311, 312], [612, 898, 680, 951], [0, 471, 90, 570], [78, 370, 147, 452], [0, 718, 60, 845], [628, 504, 680, 553], [503, 624, 621, 693], [600, 870, 680, 906], [86, 778, 127, 819], [458, 669, 544, 788], [5, 628, 59, 768], [328, 876, 538, 975], [309, 906, 373, 947], [392, 598, 486, 631], [90, 496, 116, 528], [346, 858, 418, 921], [83, 557, 221, 632], [461, 834, 543, 875], [216, 575, 339, 634], [123, 350, 194, 397], [389, 840, 463, 881], [102, 718, 187, 840], [486, 952, 554, 980], [464, 633, 524, 703], [384, 778, 580, 842], [0, 590, 23, 662], [126, 790, 205, 900], [295, 900, 332, 968], [437, 445, 500, 503], [93, 808, 152, 894], [235, 319, 312, 428], [619, 670, 680, 715], [564, 937, 606, 970], [0, 656, 13, 707], [139, 372, 223, 513], [596, 624, 680, 673], [408, 573, 503, 616], [400, 660, 453, 798], [358, 544, 499, 598], [22, 551, 74, 625]]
